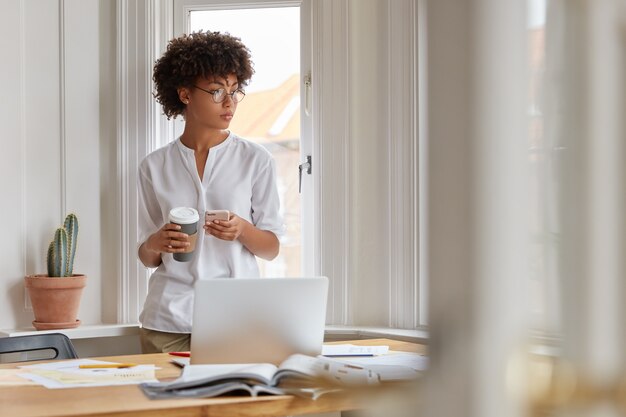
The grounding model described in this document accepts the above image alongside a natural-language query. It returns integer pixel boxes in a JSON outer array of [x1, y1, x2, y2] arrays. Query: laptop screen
[[190, 277, 328, 365]]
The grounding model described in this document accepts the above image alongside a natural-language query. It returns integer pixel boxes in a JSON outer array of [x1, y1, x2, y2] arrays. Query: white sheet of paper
[[181, 363, 277, 383], [321, 344, 389, 356], [326, 352, 427, 382], [18, 359, 159, 389], [171, 357, 190, 367], [341, 352, 428, 371]]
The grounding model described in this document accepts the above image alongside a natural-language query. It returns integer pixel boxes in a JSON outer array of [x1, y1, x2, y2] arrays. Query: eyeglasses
[[193, 85, 246, 103]]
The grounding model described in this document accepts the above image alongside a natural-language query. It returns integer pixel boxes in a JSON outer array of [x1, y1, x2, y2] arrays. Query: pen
[[78, 363, 137, 369], [168, 351, 191, 357]]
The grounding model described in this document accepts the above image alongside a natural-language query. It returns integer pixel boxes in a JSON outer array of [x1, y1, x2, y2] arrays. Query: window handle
[[298, 155, 312, 194], [304, 73, 312, 116]]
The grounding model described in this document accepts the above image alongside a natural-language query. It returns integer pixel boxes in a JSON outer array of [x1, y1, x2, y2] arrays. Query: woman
[[137, 31, 284, 353]]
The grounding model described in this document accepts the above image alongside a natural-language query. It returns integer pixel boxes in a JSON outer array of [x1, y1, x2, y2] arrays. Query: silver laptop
[[190, 277, 329, 365]]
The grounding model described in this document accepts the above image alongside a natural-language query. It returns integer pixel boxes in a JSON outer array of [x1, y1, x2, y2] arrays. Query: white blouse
[[137, 133, 285, 333]]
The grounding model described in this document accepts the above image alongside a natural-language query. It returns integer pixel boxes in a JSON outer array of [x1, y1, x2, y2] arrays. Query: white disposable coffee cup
[[168, 207, 199, 262]]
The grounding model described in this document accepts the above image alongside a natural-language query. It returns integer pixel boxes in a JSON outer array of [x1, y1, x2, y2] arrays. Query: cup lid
[[168, 207, 199, 224]]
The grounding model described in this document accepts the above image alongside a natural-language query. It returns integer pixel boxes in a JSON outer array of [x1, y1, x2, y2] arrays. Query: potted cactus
[[24, 214, 86, 330]]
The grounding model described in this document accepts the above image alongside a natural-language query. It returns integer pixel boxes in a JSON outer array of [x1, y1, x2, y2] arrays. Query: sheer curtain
[[547, 0, 626, 407], [419, 0, 626, 416], [423, 0, 529, 416]]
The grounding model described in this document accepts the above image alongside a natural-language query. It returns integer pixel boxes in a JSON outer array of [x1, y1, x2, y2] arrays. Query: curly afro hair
[[153, 31, 254, 119]]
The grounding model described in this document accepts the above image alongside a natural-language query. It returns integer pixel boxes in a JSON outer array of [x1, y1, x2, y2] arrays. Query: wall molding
[[19, 0, 29, 311], [116, 0, 174, 323], [116, 0, 131, 323], [387, 0, 418, 328], [416, 0, 428, 328], [59, 0, 67, 216]]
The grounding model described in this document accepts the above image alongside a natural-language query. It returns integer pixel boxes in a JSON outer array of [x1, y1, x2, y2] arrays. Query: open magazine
[[140, 353, 380, 400]]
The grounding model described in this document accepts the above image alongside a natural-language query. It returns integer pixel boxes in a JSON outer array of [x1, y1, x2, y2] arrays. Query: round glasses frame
[[193, 85, 246, 103]]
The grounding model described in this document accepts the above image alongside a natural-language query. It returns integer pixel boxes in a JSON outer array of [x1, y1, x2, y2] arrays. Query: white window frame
[[116, 0, 420, 330], [116, 0, 174, 323]]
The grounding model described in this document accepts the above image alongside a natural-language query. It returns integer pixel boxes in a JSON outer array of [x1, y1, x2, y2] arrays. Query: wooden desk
[[0, 338, 422, 417]]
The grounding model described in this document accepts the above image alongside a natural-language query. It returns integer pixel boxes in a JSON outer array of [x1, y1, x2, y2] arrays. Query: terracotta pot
[[24, 274, 86, 330]]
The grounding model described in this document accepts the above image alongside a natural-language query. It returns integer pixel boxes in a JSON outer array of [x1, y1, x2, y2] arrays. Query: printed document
[[17, 359, 158, 389]]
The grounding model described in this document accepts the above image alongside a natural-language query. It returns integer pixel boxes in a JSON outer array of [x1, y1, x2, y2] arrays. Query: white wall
[[0, 0, 416, 332], [0, 0, 115, 330]]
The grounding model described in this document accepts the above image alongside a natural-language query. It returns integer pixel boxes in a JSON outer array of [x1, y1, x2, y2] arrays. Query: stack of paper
[[328, 352, 428, 381], [320, 344, 427, 381]]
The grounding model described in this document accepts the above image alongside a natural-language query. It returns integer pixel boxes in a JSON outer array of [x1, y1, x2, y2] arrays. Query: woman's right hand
[[145, 223, 190, 254]]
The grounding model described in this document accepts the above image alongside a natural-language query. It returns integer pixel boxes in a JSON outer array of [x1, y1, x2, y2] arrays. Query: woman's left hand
[[204, 213, 249, 241]]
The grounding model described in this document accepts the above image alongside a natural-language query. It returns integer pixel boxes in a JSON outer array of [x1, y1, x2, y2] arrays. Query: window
[[174, 5, 303, 278], [118, 0, 420, 329]]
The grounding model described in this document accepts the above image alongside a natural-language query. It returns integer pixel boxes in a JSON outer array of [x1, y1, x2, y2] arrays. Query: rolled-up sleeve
[[250, 158, 286, 238], [137, 164, 163, 251]]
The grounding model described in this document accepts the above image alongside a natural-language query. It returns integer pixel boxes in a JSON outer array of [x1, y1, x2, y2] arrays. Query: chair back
[[0, 333, 78, 363]]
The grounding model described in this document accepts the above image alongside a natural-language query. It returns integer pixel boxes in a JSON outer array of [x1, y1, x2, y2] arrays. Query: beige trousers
[[139, 327, 191, 354]]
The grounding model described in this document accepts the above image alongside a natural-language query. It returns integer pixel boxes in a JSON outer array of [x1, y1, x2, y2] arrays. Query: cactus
[[64, 213, 78, 275], [46, 214, 79, 277]]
